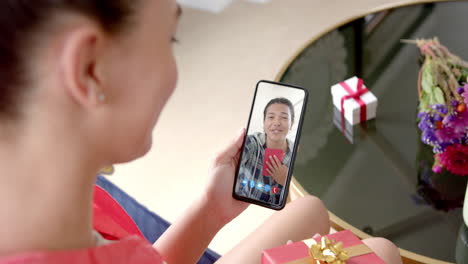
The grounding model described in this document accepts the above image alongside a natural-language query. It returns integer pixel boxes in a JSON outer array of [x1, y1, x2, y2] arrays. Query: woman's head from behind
[[263, 98, 295, 143], [0, 0, 180, 166]]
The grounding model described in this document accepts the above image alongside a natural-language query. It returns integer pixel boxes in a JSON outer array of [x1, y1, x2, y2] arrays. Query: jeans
[[96, 175, 220, 264]]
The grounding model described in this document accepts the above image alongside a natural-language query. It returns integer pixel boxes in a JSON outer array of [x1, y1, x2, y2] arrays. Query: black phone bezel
[[232, 80, 309, 210]]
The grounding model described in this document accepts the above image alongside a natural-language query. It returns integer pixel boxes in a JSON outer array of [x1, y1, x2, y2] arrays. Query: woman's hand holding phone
[[266, 155, 288, 185], [154, 129, 249, 264], [203, 128, 250, 226]]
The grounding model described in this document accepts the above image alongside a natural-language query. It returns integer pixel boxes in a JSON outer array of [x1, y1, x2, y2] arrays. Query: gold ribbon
[[286, 237, 373, 264]]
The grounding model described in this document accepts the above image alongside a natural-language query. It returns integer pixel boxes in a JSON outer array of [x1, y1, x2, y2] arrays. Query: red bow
[[339, 78, 369, 124]]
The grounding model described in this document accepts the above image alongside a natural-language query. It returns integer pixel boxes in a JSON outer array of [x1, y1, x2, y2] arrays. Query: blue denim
[[96, 175, 220, 264]]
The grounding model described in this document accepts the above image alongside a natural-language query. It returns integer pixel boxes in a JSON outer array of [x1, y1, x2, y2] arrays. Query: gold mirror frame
[[275, 1, 463, 263]]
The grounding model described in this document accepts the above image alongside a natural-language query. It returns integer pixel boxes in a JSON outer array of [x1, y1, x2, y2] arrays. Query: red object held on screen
[[262, 148, 284, 176]]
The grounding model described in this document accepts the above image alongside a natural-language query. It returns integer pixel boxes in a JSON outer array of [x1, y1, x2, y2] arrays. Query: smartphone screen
[[233, 80, 308, 210]]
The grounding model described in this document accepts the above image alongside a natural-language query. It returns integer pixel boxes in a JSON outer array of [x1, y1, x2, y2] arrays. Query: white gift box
[[331, 76, 378, 125]]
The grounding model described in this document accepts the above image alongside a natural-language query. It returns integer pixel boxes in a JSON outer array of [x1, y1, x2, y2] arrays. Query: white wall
[[247, 81, 305, 143]]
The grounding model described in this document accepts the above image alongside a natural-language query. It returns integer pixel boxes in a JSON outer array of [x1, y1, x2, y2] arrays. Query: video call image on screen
[[235, 82, 305, 206]]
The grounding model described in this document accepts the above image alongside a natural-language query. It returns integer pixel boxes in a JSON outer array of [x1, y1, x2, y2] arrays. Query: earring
[[98, 93, 106, 102], [89, 81, 106, 102]]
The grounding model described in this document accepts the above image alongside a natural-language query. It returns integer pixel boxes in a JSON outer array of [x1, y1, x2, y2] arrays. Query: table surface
[[280, 1, 468, 262]]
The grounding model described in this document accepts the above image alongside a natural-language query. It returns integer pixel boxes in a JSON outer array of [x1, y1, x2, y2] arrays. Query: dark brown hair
[[263, 97, 295, 124], [0, 0, 136, 120]]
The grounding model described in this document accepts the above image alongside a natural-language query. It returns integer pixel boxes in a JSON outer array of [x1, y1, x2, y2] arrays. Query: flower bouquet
[[407, 38, 468, 176]]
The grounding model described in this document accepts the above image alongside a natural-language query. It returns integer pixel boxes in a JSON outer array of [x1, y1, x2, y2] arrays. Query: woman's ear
[[60, 26, 105, 108]]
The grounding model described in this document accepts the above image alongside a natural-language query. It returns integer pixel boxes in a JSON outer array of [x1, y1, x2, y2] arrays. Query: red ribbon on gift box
[[339, 78, 369, 129]]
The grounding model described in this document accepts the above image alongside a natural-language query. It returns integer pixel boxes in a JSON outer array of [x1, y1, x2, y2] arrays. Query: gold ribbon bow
[[309, 237, 349, 264], [286, 236, 372, 264]]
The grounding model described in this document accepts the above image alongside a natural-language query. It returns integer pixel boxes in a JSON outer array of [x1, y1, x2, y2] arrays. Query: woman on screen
[[236, 97, 295, 204]]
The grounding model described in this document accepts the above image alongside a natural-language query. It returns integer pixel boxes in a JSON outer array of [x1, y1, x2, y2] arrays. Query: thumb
[[213, 128, 245, 166], [221, 128, 245, 158]]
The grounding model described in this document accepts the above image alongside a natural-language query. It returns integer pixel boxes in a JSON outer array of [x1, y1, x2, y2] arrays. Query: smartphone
[[232, 80, 308, 210]]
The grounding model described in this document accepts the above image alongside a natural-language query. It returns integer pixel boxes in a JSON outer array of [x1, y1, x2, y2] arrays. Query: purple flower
[[463, 92, 468, 105], [451, 100, 459, 107], [433, 146, 444, 153], [432, 104, 448, 114], [439, 142, 452, 152], [457, 86, 465, 94], [463, 84, 468, 105], [443, 114, 456, 125], [418, 113, 434, 131], [435, 126, 464, 143], [416, 106, 468, 152], [449, 110, 468, 133], [418, 120, 431, 131], [422, 130, 437, 144]]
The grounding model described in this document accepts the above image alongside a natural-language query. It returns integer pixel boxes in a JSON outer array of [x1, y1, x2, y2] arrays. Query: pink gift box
[[262, 230, 385, 264]]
